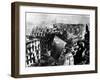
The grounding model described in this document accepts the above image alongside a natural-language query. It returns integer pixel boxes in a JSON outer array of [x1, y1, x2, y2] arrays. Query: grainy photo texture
[[25, 13, 90, 67]]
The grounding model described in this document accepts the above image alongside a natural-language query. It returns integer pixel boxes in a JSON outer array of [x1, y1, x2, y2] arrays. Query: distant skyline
[[26, 12, 90, 35]]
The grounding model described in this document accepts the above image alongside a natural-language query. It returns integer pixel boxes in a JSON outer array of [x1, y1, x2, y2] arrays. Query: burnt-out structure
[[26, 23, 90, 67]]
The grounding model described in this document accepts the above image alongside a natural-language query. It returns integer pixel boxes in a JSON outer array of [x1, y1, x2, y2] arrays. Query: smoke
[[26, 13, 90, 35]]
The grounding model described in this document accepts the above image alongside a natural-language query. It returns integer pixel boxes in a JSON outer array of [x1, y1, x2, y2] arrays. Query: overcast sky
[[26, 12, 90, 35]]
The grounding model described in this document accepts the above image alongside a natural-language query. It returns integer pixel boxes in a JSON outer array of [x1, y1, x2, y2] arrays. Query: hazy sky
[[26, 12, 90, 35]]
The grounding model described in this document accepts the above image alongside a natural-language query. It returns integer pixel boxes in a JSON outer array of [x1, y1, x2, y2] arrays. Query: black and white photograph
[[11, 2, 97, 77], [25, 12, 90, 67]]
